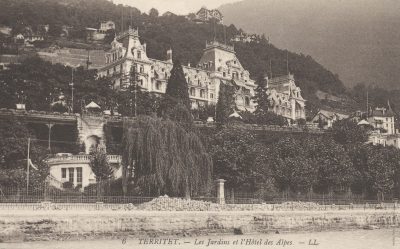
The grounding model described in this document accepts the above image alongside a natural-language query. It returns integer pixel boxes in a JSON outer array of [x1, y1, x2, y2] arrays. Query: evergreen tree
[[161, 60, 192, 126], [253, 73, 271, 115], [164, 59, 190, 109], [215, 81, 236, 124]]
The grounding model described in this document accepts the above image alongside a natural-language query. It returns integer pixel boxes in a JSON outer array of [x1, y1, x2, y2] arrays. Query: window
[[140, 79, 144, 86], [61, 168, 67, 178], [156, 82, 161, 90], [200, 89, 205, 98], [68, 168, 74, 183], [107, 69, 109, 75], [223, 72, 226, 77], [76, 167, 82, 184], [140, 66, 144, 73], [210, 93, 214, 99], [137, 51, 141, 59], [245, 97, 250, 106], [190, 88, 196, 96]]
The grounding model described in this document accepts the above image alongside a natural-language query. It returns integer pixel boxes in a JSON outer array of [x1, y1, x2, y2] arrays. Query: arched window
[[200, 89, 205, 98]]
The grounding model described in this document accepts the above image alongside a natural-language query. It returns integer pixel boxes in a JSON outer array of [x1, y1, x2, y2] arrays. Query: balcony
[[47, 154, 122, 166]]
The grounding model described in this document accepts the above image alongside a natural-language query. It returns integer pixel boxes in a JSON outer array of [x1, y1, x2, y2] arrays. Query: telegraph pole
[[70, 67, 74, 113], [26, 138, 30, 194]]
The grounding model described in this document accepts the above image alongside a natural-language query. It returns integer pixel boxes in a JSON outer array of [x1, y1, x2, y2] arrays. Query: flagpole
[[26, 138, 30, 194]]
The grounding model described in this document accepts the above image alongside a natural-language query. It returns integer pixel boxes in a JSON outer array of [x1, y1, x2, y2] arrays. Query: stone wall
[[0, 210, 398, 241]]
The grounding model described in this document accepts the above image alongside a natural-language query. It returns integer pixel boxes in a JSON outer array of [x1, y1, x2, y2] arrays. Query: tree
[[312, 137, 354, 195], [89, 145, 113, 181], [253, 73, 270, 115], [215, 81, 236, 124], [122, 116, 213, 198], [103, 29, 115, 45], [271, 136, 318, 196], [332, 119, 370, 145], [365, 145, 398, 201], [210, 127, 274, 198], [149, 8, 159, 18], [161, 60, 193, 126], [164, 59, 191, 110], [0, 116, 49, 190]]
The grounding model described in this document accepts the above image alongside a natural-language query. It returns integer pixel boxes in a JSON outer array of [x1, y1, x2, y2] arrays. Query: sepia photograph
[[0, 0, 399, 248]]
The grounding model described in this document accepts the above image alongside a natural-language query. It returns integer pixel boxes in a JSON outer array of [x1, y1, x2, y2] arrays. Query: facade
[[86, 21, 115, 41], [312, 109, 349, 129], [192, 8, 223, 23], [231, 33, 260, 43], [356, 105, 399, 148], [47, 154, 122, 190], [99, 21, 116, 33], [97, 27, 256, 111], [367, 107, 395, 135], [267, 74, 306, 121]]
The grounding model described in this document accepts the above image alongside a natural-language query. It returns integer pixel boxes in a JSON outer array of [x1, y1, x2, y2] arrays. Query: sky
[[113, 0, 240, 15]]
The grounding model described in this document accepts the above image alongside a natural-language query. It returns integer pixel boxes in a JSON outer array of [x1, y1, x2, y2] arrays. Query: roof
[[229, 111, 242, 119], [313, 109, 349, 121], [358, 120, 370, 125], [85, 101, 100, 109], [370, 107, 394, 117]]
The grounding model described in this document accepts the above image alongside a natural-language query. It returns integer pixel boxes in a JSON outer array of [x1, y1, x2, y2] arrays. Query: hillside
[[0, 0, 353, 115], [219, 0, 400, 89]]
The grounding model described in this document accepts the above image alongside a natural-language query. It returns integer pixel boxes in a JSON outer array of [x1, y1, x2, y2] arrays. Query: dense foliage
[[122, 116, 213, 197], [0, 116, 49, 190], [207, 119, 400, 200]]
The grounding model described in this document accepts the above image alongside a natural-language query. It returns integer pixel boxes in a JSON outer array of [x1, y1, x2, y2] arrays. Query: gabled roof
[[370, 107, 394, 117], [86, 101, 100, 109]]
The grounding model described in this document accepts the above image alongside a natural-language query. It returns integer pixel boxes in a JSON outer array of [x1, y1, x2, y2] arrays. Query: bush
[[62, 181, 73, 189]]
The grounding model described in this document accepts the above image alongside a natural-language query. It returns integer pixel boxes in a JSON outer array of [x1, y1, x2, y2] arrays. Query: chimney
[[167, 48, 172, 63]]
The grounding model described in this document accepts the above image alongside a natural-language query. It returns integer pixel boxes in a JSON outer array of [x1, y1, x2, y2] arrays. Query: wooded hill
[[1, 0, 395, 117]]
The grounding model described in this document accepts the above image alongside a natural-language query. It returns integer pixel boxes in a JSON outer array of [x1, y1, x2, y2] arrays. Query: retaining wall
[[0, 210, 398, 241]]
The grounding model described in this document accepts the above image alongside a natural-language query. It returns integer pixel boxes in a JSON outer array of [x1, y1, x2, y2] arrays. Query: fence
[[1, 187, 397, 205]]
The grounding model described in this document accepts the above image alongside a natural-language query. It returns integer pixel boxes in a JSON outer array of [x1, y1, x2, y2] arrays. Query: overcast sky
[[113, 0, 240, 15]]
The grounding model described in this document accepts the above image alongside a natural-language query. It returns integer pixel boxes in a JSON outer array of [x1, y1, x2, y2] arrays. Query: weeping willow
[[122, 116, 213, 197]]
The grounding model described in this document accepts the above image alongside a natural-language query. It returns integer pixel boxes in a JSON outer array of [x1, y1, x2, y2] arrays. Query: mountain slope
[[0, 0, 348, 114], [219, 0, 400, 89]]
